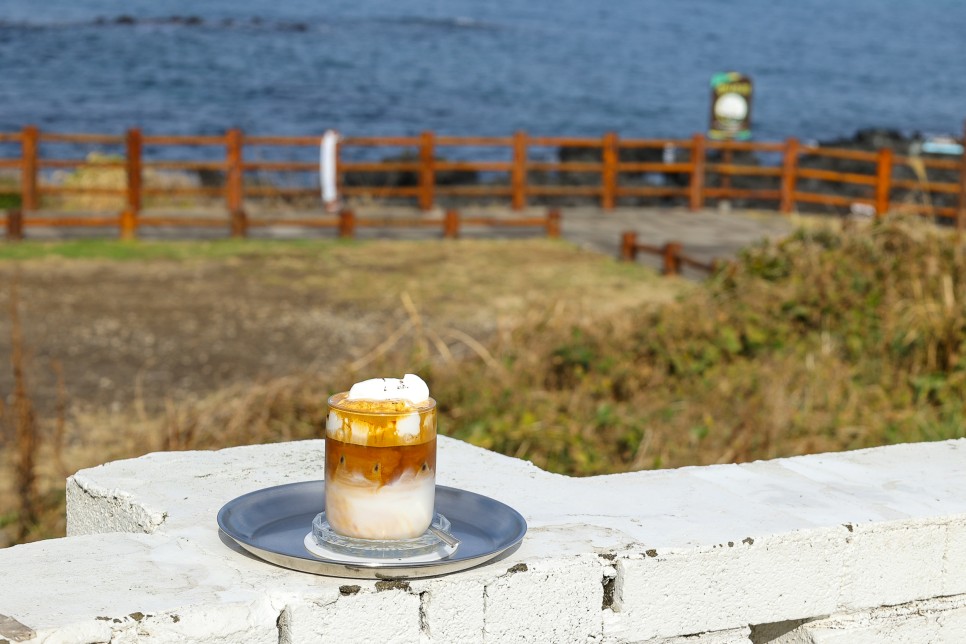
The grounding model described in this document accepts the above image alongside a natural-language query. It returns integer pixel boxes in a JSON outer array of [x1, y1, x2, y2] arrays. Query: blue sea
[[1, 0, 965, 142]]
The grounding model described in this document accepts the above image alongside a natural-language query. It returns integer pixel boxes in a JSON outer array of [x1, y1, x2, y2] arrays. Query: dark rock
[[800, 128, 960, 214], [197, 169, 225, 188], [166, 16, 204, 27], [437, 161, 480, 187], [554, 142, 691, 206], [343, 152, 418, 189], [819, 128, 915, 154], [341, 152, 477, 189]]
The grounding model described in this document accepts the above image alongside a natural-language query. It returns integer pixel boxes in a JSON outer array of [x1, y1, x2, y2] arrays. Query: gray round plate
[[217, 482, 527, 579]]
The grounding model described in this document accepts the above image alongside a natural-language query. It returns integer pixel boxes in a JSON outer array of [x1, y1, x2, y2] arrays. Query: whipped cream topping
[[346, 373, 430, 405]]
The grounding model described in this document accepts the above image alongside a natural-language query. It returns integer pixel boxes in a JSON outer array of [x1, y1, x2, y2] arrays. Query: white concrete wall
[[2, 437, 966, 643]]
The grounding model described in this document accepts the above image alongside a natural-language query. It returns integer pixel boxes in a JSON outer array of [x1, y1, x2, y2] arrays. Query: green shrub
[[426, 217, 966, 474], [0, 192, 21, 209]]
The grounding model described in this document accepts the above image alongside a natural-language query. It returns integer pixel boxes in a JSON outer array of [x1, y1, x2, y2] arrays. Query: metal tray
[[217, 482, 527, 579]]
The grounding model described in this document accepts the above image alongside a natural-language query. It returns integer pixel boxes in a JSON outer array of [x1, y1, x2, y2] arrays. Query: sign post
[[708, 72, 753, 141], [708, 72, 753, 208]]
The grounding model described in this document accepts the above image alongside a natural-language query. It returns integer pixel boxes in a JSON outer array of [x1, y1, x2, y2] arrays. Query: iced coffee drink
[[325, 374, 437, 540]]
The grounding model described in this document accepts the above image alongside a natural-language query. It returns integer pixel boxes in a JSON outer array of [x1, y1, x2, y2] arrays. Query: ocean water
[[1, 0, 965, 142]]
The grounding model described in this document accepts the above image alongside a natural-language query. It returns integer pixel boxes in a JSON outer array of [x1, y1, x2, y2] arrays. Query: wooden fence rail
[[324, 208, 560, 241], [0, 122, 963, 239], [620, 231, 718, 276], [4, 206, 561, 242]]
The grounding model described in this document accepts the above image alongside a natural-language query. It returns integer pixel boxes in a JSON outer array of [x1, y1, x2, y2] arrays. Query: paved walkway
[[341, 204, 797, 266], [18, 205, 798, 272], [555, 206, 794, 264]]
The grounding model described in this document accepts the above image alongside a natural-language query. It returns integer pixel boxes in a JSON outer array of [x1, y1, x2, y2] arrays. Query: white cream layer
[[325, 476, 435, 540], [346, 373, 429, 404]]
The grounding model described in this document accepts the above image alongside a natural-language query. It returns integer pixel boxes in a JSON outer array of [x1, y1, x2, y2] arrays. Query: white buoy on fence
[[320, 129, 340, 212]]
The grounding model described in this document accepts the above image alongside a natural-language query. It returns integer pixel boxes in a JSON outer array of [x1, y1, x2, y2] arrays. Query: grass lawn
[[0, 237, 683, 546]]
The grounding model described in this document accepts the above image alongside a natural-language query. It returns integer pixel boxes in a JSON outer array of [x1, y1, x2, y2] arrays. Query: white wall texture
[[1, 436, 965, 643]]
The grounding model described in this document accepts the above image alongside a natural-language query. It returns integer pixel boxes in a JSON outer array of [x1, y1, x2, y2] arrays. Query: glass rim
[[327, 391, 437, 415]]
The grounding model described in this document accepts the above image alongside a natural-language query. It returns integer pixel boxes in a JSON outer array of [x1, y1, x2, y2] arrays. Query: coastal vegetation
[[433, 217, 966, 473], [2, 216, 966, 545]]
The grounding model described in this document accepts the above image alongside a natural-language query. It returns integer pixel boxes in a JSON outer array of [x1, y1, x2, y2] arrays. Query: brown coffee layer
[[326, 392, 437, 447], [325, 436, 436, 488]]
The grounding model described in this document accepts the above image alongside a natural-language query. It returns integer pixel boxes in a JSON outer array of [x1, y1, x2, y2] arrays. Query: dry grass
[[0, 238, 680, 545], [8, 268, 39, 540], [47, 153, 203, 211], [7, 218, 964, 546]]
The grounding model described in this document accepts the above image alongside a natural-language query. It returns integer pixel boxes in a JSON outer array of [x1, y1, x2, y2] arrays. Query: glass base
[[311, 511, 451, 559]]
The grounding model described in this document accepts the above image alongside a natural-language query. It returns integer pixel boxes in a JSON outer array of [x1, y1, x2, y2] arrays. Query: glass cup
[[324, 392, 437, 540]]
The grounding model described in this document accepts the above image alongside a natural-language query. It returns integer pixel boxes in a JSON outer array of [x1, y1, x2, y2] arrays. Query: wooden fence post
[[226, 128, 247, 238], [780, 137, 799, 214], [720, 146, 734, 196], [875, 147, 893, 218], [21, 125, 39, 213], [601, 132, 618, 211], [334, 136, 343, 212], [338, 209, 356, 239], [419, 131, 435, 211], [620, 231, 637, 261], [689, 134, 706, 211], [663, 241, 682, 276], [443, 209, 460, 238], [546, 208, 561, 238], [6, 209, 23, 241], [958, 119, 966, 236], [511, 131, 528, 211], [121, 128, 142, 240]]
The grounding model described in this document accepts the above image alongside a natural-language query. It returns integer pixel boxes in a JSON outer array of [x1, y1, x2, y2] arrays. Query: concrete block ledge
[[2, 437, 966, 643]]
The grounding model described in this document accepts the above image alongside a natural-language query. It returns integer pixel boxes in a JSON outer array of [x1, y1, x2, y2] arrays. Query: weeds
[[435, 215, 966, 472], [8, 268, 39, 540], [4, 218, 966, 545]]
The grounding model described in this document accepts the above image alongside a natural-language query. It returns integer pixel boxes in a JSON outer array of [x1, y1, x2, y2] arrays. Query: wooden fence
[[0, 124, 964, 239], [332, 208, 560, 240], [620, 231, 718, 276]]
